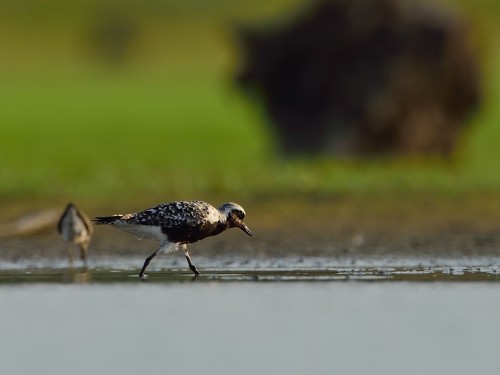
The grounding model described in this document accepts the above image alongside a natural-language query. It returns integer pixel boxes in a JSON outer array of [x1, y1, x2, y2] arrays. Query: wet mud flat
[[1, 194, 500, 283], [1, 229, 500, 284]]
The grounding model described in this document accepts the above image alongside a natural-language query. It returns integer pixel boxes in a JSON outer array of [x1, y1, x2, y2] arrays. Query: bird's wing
[[129, 201, 216, 229], [77, 210, 94, 235]]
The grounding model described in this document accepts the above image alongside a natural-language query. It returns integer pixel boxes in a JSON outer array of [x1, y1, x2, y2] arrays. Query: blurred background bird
[[57, 203, 93, 268]]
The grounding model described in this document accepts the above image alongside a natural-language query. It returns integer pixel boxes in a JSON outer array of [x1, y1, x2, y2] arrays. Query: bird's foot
[[189, 265, 200, 276]]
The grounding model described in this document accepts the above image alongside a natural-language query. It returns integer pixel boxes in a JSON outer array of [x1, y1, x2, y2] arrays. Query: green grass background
[[0, 0, 499, 208]]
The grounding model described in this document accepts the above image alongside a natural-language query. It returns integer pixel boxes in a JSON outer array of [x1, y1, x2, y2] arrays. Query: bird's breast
[[163, 221, 227, 243]]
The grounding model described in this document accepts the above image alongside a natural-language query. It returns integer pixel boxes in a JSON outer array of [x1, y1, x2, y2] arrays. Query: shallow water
[[1, 258, 499, 375], [1, 255, 500, 283], [1, 281, 499, 375], [1, 266, 500, 284]]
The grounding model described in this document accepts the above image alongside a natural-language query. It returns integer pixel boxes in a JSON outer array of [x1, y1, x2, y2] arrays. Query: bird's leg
[[139, 248, 161, 279], [181, 244, 200, 275], [67, 244, 74, 268], [79, 244, 88, 269], [139, 241, 174, 279]]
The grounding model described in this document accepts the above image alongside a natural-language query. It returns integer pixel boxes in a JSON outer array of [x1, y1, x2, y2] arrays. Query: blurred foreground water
[[1, 280, 498, 375]]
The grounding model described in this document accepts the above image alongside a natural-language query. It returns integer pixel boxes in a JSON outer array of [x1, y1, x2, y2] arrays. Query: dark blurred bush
[[87, 6, 139, 67], [237, 0, 480, 157]]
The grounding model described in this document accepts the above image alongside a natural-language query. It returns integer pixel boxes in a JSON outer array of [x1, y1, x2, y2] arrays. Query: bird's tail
[[93, 215, 124, 225]]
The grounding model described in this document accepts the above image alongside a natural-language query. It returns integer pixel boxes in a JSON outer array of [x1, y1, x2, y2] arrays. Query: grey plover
[[93, 200, 252, 278], [57, 203, 93, 267]]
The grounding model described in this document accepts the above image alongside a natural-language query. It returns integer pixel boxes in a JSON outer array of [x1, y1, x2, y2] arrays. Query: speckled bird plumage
[[111, 200, 224, 230], [93, 200, 252, 277]]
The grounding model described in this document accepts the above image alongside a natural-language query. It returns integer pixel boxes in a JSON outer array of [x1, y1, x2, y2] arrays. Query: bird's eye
[[234, 210, 245, 219]]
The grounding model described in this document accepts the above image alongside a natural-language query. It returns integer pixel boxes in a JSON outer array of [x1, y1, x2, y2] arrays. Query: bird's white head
[[218, 202, 252, 236]]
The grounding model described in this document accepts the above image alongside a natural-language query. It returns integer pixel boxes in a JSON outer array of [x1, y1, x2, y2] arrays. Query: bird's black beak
[[239, 222, 253, 236]]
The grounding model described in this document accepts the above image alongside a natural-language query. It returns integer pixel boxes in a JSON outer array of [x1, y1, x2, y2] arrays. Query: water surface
[[1, 264, 499, 375]]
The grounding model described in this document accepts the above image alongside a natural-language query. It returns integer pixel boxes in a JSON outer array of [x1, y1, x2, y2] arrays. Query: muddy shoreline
[[1, 194, 500, 264]]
